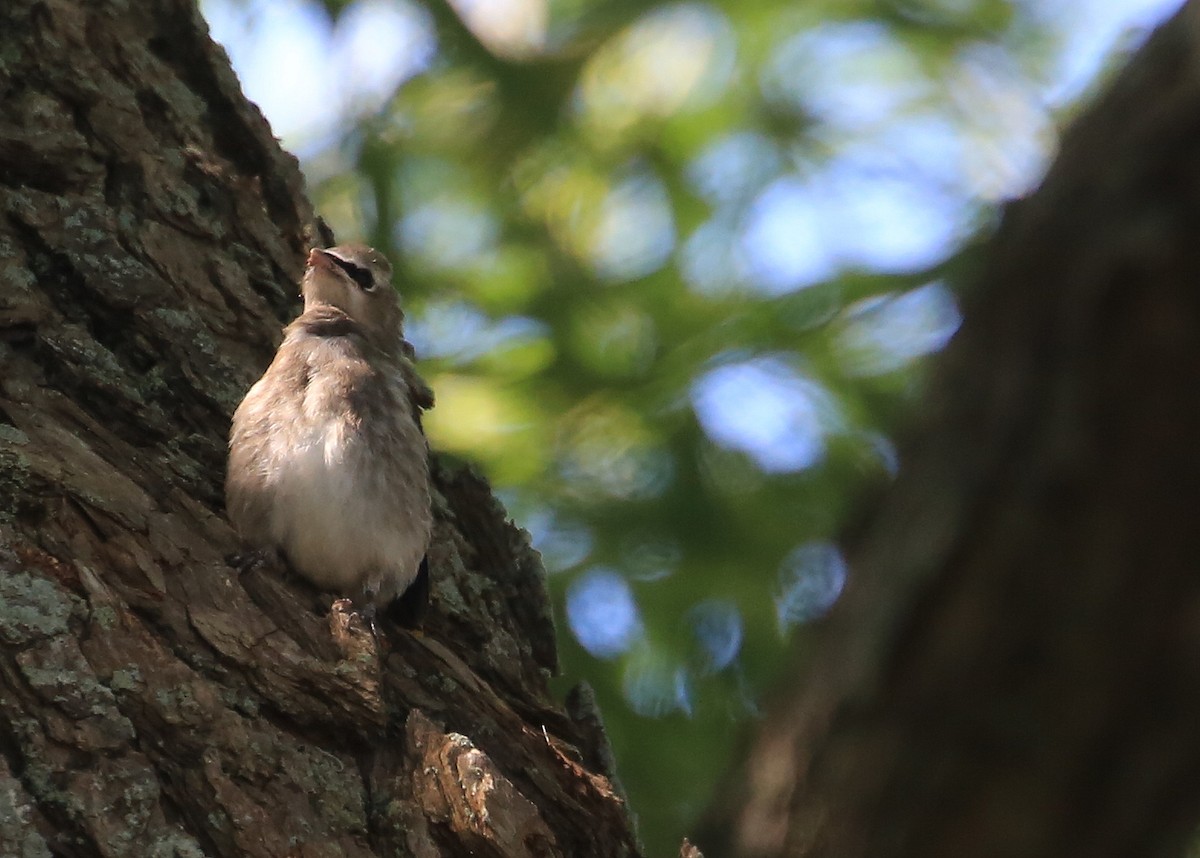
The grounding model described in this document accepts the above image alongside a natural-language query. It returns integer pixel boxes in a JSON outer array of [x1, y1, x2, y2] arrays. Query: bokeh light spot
[[622, 648, 690, 717], [762, 20, 929, 130], [589, 173, 676, 281], [739, 177, 836, 293], [577, 3, 735, 140], [835, 282, 962, 376], [522, 508, 594, 573], [681, 217, 744, 296], [776, 542, 847, 631], [557, 403, 674, 500], [688, 131, 784, 206], [332, 0, 436, 112], [817, 160, 966, 272], [398, 198, 498, 271], [621, 536, 682, 582], [689, 600, 743, 673], [567, 568, 643, 658], [448, 0, 547, 58], [692, 356, 843, 472]]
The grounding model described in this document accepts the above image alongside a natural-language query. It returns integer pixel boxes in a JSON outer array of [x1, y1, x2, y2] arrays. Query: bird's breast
[[259, 371, 431, 594]]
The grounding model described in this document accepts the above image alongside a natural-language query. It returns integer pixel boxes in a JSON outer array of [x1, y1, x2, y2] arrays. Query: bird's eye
[[330, 256, 376, 291]]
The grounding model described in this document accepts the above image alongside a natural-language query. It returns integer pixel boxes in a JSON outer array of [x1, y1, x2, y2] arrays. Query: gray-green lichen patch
[[15, 635, 135, 749], [0, 570, 80, 645], [145, 831, 207, 858], [0, 252, 47, 328], [13, 755, 72, 825], [151, 682, 216, 729], [41, 323, 148, 409], [74, 756, 175, 857], [280, 745, 365, 833], [109, 667, 141, 692], [0, 444, 35, 523], [90, 604, 119, 630], [0, 760, 52, 858], [0, 425, 30, 445], [134, 363, 170, 402], [148, 307, 209, 348]]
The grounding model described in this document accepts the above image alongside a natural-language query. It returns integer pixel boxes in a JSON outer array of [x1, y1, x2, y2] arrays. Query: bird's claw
[[331, 598, 382, 643]]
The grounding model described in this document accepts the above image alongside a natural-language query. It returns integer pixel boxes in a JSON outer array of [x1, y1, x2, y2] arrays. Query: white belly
[[265, 418, 423, 597]]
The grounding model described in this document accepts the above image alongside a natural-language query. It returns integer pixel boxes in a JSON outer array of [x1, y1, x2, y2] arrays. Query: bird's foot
[[328, 598, 383, 660], [330, 597, 382, 645], [359, 602, 381, 641]]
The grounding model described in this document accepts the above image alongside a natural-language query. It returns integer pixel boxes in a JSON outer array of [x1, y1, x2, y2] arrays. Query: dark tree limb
[[0, 1, 636, 855]]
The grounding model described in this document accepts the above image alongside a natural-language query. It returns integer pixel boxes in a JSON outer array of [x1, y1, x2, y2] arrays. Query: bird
[[226, 244, 433, 619]]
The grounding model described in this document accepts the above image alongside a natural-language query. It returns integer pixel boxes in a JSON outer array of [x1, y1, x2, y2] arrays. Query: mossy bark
[[0, 2, 636, 856]]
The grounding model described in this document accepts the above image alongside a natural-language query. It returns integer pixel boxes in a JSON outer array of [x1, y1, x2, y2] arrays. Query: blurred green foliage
[[205, 0, 1164, 851]]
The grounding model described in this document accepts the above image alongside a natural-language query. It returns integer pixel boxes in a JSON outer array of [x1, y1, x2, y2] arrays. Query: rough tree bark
[[705, 3, 1200, 857], [0, 1, 637, 856]]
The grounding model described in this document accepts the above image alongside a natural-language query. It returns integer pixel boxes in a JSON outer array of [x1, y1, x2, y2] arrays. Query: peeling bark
[[706, 4, 1200, 857], [0, 1, 637, 856]]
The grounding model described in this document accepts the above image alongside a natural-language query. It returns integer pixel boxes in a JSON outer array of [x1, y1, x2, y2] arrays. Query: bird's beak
[[308, 248, 335, 270]]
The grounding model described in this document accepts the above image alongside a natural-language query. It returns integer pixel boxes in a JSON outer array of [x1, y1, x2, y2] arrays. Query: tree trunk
[[706, 3, 1200, 857], [0, 2, 636, 856]]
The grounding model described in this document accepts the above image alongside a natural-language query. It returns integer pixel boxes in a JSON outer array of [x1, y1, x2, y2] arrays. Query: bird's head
[[301, 244, 403, 346]]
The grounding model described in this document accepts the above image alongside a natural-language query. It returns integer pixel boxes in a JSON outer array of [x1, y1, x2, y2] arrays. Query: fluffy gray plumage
[[226, 245, 432, 609]]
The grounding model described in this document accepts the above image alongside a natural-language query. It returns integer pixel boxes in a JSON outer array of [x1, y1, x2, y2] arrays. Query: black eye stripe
[[330, 255, 375, 291]]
